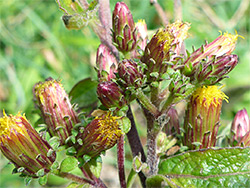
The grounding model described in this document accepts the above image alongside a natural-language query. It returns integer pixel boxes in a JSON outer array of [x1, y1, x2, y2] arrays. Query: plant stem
[[117, 135, 127, 188], [136, 88, 160, 118], [126, 105, 147, 187], [58, 172, 95, 185], [142, 107, 159, 176], [80, 164, 107, 188]]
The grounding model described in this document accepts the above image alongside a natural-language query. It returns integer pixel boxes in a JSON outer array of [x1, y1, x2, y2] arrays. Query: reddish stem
[[117, 135, 127, 188]]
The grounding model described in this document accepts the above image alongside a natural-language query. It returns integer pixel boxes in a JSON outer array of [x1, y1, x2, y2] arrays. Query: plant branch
[[136, 88, 160, 118], [150, 0, 168, 25], [126, 105, 147, 187], [58, 171, 95, 185], [117, 135, 127, 188], [142, 107, 159, 176]]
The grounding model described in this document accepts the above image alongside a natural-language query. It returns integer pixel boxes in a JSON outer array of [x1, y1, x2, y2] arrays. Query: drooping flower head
[[0, 111, 56, 177], [183, 86, 228, 149], [182, 31, 240, 77], [75, 113, 124, 157], [34, 78, 79, 145], [96, 44, 118, 82]]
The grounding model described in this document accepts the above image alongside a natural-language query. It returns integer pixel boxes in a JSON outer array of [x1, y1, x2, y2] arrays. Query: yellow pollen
[[0, 110, 26, 137], [219, 30, 244, 47], [34, 79, 63, 105], [95, 113, 123, 145], [156, 28, 174, 52], [192, 86, 228, 107]]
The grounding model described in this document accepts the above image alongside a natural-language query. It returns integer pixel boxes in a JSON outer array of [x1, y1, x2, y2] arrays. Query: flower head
[[76, 113, 123, 157], [194, 54, 238, 85], [0, 111, 55, 177], [97, 81, 127, 109], [182, 31, 240, 77], [168, 20, 190, 58], [34, 78, 79, 145], [96, 44, 118, 82], [230, 108, 250, 146], [112, 2, 137, 52], [118, 59, 144, 88], [183, 86, 228, 149], [141, 28, 174, 81]]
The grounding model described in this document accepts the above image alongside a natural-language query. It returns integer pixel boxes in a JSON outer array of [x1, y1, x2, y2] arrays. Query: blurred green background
[[0, 0, 249, 187]]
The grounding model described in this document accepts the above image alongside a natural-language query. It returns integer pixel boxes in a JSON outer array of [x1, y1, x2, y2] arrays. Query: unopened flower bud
[[182, 31, 240, 77], [112, 2, 137, 52], [195, 54, 238, 84], [97, 81, 126, 109], [34, 78, 79, 145], [183, 86, 228, 149], [0, 111, 56, 177], [230, 109, 250, 146], [141, 28, 174, 81], [118, 59, 144, 88], [75, 113, 123, 157], [96, 44, 118, 82]]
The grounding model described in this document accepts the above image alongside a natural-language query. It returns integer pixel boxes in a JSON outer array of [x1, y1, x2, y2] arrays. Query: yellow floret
[[192, 86, 228, 108]]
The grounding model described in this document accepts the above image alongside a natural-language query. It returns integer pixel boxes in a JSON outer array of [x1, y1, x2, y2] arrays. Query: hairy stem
[[143, 107, 159, 176], [58, 172, 95, 185], [117, 135, 127, 188], [136, 88, 160, 117], [126, 105, 147, 187]]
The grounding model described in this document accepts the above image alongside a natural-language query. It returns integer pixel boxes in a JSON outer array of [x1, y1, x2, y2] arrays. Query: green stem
[[136, 88, 160, 117], [56, 171, 95, 186], [150, 85, 160, 107]]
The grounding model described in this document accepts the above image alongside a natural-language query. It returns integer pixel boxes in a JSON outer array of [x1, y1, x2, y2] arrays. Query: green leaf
[[56, 0, 84, 14], [158, 147, 250, 187], [69, 78, 98, 113], [117, 116, 131, 134], [38, 175, 48, 186], [60, 157, 79, 173], [88, 157, 102, 178]]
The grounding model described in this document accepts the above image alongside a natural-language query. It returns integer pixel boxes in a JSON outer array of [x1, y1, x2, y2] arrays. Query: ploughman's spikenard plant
[[1, 1, 249, 187]]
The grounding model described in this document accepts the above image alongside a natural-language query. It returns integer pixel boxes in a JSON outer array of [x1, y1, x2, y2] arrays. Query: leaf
[[158, 147, 250, 187], [38, 175, 48, 186], [69, 78, 98, 113], [56, 0, 84, 14], [60, 157, 79, 173], [88, 156, 102, 178]]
